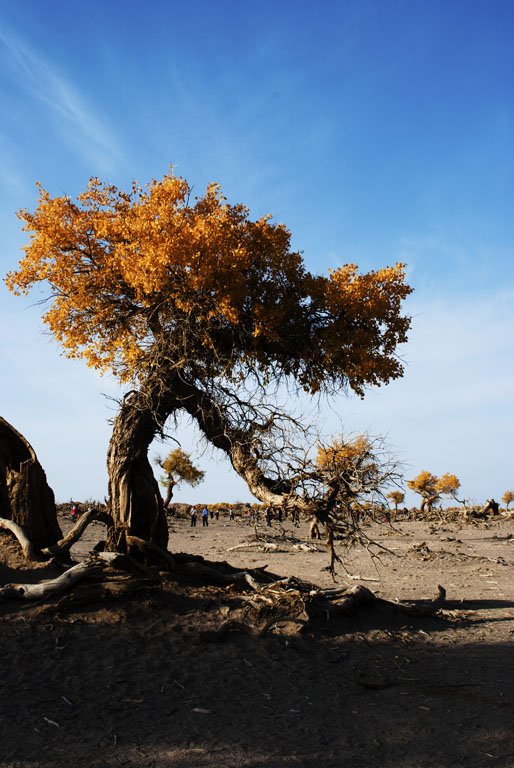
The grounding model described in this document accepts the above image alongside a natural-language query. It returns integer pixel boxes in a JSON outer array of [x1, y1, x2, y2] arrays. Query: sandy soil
[[0, 512, 513, 768]]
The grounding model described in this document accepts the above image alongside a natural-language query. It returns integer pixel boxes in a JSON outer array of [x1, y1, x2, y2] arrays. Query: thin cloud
[[0, 27, 123, 171]]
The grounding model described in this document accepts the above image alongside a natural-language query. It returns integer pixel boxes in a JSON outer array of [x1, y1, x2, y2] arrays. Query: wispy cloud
[[0, 27, 123, 172]]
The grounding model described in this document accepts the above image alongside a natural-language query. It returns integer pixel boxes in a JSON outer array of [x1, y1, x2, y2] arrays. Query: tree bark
[[163, 480, 175, 509], [106, 395, 168, 551], [0, 417, 61, 549]]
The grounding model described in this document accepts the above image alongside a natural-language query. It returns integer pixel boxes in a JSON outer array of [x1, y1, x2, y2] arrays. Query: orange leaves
[[6, 168, 412, 394], [316, 434, 376, 474], [407, 471, 461, 503]]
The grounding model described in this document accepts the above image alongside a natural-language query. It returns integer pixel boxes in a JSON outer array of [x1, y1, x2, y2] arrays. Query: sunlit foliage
[[501, 490, 514, 510], [407, 470, 462, 512], [6, 169, 412, 397], [387, 490, 405, 510], [155, 448, 204, 491]]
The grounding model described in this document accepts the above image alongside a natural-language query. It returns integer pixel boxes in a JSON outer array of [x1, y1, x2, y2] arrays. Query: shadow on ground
[[1, 585, 512, 768]]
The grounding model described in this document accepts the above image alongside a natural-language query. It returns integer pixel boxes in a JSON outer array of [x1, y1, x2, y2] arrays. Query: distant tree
[[436, 473, 462, 504], [501, 490, 514, 510], [314, 433, 402, 566], [155, 448, 204, 509], [386, 490, 405, 518], [408, 471, 464, 514], [407, 471, 440, 514]]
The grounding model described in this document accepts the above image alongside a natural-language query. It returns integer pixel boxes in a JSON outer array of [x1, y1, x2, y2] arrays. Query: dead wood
[[393, 585, 446, 617], [0, 416, 61, 548], [125, 535, 181, 573], [0, 560, 103, 602], [42, 507, 105, 557], [0, 517, 39, 560], [96, 551, 156, 576], [51, 576, 161, 610]]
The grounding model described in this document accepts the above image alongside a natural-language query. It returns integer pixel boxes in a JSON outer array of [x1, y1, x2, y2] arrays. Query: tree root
[[0, 518, 39, 560], [393, 585, 446, 616], [42, 507, 106, 557]]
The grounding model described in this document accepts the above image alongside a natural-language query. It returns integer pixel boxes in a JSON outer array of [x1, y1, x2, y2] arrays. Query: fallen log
[[395, 585, 446, 617], [0, 560, 102, 602]]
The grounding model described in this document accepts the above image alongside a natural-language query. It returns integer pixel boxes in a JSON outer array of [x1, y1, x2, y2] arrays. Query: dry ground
[[0, 511, 513, 768]]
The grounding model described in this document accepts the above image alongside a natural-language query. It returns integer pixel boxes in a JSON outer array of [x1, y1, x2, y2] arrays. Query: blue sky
[[1, 0, 513, 506]]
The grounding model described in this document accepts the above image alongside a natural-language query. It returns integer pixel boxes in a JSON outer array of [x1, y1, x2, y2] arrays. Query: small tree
[[155, 448, 204, 508], [407, 471, 440, 514], [501, 490, 514, 510], [314, 433, 402, 568], [386, 490, 405, 519], [436, 473, 462, 504], [408, 471, 464, 515]]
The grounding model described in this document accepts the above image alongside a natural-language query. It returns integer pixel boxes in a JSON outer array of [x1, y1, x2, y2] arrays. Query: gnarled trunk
[[0, 416, 61, 550], [106, 397, 168, 551]]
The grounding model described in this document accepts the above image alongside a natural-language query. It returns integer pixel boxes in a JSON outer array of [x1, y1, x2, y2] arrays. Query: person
[[215, 508, 219, 521], [71, 504, 79, 522], [265, 507, 272, 527], [229, 508, 235, 521], [202, 507, 209, 527], [190, 506, 197, 527], [247, 507, 253, 525]]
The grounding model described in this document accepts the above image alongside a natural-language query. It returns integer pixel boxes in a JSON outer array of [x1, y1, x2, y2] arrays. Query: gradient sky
[[1, 0, 513, 506]]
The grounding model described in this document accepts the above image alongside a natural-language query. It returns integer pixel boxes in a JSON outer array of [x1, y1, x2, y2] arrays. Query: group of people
[[188, 505, 284, 528], [189, 505, 221, 527]]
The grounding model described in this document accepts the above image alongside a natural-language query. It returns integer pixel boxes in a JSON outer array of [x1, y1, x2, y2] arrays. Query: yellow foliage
[[501, 490, 514, 509], [436, 473, 460, 496], [407, 471, 439, 497], [6, 169, 412, 395], [316, 434, 378, 480], [156, 448, 204, 488]]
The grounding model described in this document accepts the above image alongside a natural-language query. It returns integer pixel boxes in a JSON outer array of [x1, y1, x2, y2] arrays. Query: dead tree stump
[[0, 417, 61, 550]]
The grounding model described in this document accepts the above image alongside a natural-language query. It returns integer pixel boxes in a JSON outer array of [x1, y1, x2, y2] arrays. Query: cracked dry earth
[[0, 514, 513, 768]]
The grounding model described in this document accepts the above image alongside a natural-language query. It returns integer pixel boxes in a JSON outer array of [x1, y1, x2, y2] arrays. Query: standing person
[[229, 507, 235, 521], [265, 507, 272, 527], [215, 507, 219, 521], [247, 507, 253, 525], [202, 507, 209, 527], [190, 506, 197, 527], [71, 504, 79, 522], [210, 507, 214, 521]]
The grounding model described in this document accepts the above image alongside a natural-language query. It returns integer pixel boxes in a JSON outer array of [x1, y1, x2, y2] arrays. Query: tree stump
[[0, 417, 61, 550]]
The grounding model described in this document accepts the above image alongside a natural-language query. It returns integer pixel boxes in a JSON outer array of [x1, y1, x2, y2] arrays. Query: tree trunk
[[163, 480, 175, 509], [106, 397, 168, 551], [0, 417, 61, 550]]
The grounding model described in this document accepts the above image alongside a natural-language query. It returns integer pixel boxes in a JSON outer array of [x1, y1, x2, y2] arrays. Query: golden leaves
[[6, 168, 412, 395]]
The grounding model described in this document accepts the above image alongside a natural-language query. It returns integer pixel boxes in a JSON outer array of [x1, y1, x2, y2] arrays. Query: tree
[[387, 490, 405, 518], [436, 473, 462, 504], [313, 433, 402, 566], [6, 170, 412, 553], [0, 416, 61, 549], [155, 448, 204, 508], [407, 471, 440, 514], [407, 471, 463, 514], [501, 490, 514, 510]]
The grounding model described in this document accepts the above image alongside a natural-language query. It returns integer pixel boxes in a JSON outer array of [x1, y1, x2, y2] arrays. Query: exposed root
[[0, 518, 39, 561], [42, 507, 107, 557]]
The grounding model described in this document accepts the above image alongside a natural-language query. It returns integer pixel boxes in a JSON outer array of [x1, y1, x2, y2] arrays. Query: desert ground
[[0, 510, 513, 768]]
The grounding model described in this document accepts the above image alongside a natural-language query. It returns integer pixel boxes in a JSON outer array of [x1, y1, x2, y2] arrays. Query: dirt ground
[[0, 511, 513, 768]]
